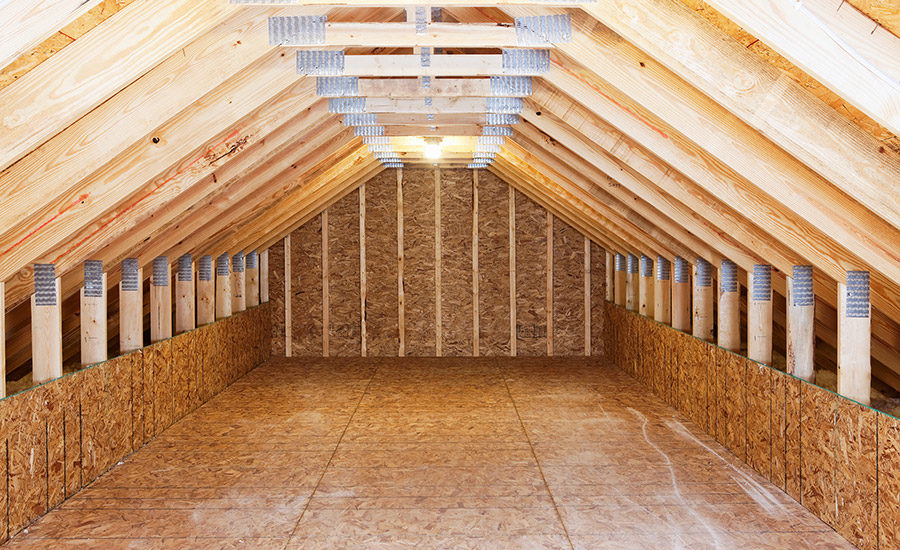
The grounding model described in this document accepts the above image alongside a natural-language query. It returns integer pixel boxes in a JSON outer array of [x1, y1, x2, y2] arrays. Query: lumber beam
[[748, 264, 774, 365], [79, 260, 107, 365], [0, 0, 236, 171], [672, 257, 691, 333], [700, 0, 900, 136], [232, 252, 246, 313], [119, 259, 143, 352], [31, 264, 62, 384], [150, 256, 172, 343], [654, 256, 671, 325], [247, 251, 260, 308], [0, 0, 103, 70], [216, 254, 232, 320], [260, 250, 270, 303], [639, 254, 654, 318], [175, 255, 196, 334], [787, 265, 815, 382], [577, 0, 900, 235], [718, 259, 740, 352], [312, 54, 540, 77], [273, 21, 554, 47], [692, 258, 714, 342], [350, 78, 532, 98], [197, 255, 215, 326], [233, 0, 593, 5], [838, 271, 872, 404]]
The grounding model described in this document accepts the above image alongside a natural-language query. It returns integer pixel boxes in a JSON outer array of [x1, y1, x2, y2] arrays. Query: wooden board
[[43, 376, 66, 510], [785, 375, 803, 501], [514, 190, 547, 356], [328, 192, 362, 356], [770, 369, 788, 491], [833, 399, 878, 550], [291, 216, 323, 356], [269, 241, 286, 356], [552, 218, 585, 356], [79, 364, 110, 488], [724, 351, 747, 461], [879, 412, 900, 549], [173, 335, 191, 420], [365, 170, 400, 356], [130, 349, 145, 451], [746, 361, 772, 479], [440, 169, 474, 356], [714, 348, 729, 446], [107, 353, 133, 465], [477, 171, 511, 356], [402, 169, 437, 356], [7, 386, 47, 534], [590, 242, 606, 357], [800, 382, 837, 527]]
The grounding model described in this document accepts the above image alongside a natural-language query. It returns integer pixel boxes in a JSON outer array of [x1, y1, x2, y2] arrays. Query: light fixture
[[424, 137, 443, 159]]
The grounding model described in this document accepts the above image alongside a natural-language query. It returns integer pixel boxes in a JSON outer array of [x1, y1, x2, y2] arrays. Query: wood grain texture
[[515, 190, 547, 356], [328, 193, 362, 356], [173, 334, 191, 420], [714, 348, 729, 447], [440, 169, 474, 356], [269, 239, 286, 356], [879, 412, 900, 549], [365, 170, 400, 356], [7, 386, 47, 534], [746, 361, 772, 479], [785, 375, 802, 501], [770, 369, 788, 491], [107, 353, 133, 466], [477, 171, 511, 356], [291, 216, 323, 357], [402, 169, 437, 356], [590, 242, 606, 357], [703, 344, 717, 440], [552, 218, 585, 356], [800, 382, 837, 528], [80, 364, 110, 488], [43, 377, 65, 510], [724, 352, 747, 461], [687, 336, 708, 432], [130, 349, 145, 451], [152, 339, 174, 436], [834, 399, 877, 550]]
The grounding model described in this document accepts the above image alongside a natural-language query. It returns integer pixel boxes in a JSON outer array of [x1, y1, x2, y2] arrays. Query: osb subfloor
[[6, 358, 854, 549]]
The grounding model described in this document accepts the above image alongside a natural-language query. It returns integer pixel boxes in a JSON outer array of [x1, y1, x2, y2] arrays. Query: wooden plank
[[0, 0, 235, 171], [235, 0, 592, 5], [335, 54, 508, 77], [322, 211, 330, 357], [576, 0, 900, 234], [0, 0, 103, 70], [119, 264, 143, 352], [473, 170, 480, 357], [360, 185, 367, 357], [150, 259, 172, 343], [838, 275, 872, 404], [230, 255, 246, 313], [31, 276, 62, 384], [175, 258, 195, 333], [80, 270, 107, 365], [701, 0, 900, 136], [748, 265, 774, 365], [434, 168, 443, 357], [278, 21, 549, 48], [284, 236, 291, 356], [260, 249, 269, 303], [397, 169, 405, 356]]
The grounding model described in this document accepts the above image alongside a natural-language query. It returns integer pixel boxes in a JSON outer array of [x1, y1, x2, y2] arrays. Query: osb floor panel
[[4, 358, 853, 549]]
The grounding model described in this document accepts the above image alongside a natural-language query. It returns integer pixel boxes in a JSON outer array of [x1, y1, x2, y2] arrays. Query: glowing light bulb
[[424, 143, 441, 159]]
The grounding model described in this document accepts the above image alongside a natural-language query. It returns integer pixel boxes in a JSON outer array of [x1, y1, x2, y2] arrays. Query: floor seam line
[[281, 365, 380, 549], [498, 363, 576, 550]]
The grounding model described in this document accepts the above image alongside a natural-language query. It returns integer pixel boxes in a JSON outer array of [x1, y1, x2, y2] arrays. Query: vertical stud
[[718, 259, 740, 352], [639, 254, 654, 317], [748, 264, 773, 365], [260, 249, 270, 303], [672, 256, 691, 332], [81, 260, 107, 365], [654, 256, 671, 325], [32, 264, 62, 383], [150, 256, 172, 343], [216, 253, 232, 321], [246, 251, 260, 308], [231, 252, 246, 313], [838, 271, 870, 404], [175, 254, 195, 334], [787, 265, 815, 382], [625, 253, 638, 312], [197, 255, 215, 326], [120, 258, 143, 351], [692, 257, 714, 341], [614, 252, 626, 307], [605, 250, 614, 302]]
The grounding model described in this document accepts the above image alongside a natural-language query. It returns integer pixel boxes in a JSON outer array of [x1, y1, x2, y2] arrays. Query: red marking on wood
[[1, 194, 89, 257], [58, 31, 76, 41], [54, 129, 242, 263]]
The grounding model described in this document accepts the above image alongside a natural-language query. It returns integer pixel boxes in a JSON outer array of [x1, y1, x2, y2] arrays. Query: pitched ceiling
[[1, 0, 899, 387]]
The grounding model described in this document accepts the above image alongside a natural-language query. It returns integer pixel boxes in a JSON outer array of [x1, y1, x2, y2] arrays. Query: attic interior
[[0, 0, 899, 547]]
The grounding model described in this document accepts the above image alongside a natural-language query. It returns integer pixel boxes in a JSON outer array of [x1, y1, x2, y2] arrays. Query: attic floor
[[4, 357, 852, 549]]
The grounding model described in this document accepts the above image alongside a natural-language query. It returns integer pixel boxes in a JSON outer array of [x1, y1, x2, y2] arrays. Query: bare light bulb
[[424, 143, 441, 159]]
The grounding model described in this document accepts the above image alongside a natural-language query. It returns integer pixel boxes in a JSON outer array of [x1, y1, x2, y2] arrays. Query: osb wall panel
[[746, 362, 772, 479], [800, 382, 837, 528], [291, 215, 323, 356], [328, 191, 362, 356], [590, 242, 606, 357], [834, 400, 877, 550], [879, 414, 900, 549], [609, 304, 897, 550], [440, 169, 474, 356], [477, 171, 510, 356], [553, 219, 584, 356], [366, 170, 400, 356], [515, 190, 547, 356], [403, 169, 437, 356], [0, 305, 270, 542], [269, 240, 286, 356]]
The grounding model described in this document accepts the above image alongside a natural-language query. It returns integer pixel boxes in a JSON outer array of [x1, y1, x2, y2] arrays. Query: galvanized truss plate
[[269, 15, 326, 46], [297, 50, 345, 75]]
